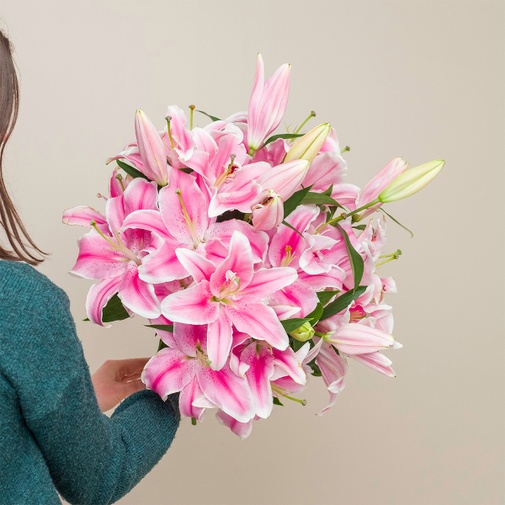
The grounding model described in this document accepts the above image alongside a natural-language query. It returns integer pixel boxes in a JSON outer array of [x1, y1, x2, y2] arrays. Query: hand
[[91, 358, 150, 412]]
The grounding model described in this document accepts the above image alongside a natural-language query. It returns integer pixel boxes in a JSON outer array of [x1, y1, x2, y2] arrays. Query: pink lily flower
[[229, 337, 307, 420], [69, 178, 162, 325], [268, 342, 311, 401], [161, 231, 298, 370], [268, 205, 345, 313], [247, 54, 291, 153], [184, 125, 269, 216], [142, 322, 256, 423], [122, 170, 269, 283]]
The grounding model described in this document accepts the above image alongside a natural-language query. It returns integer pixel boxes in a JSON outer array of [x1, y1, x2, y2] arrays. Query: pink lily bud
[[357, 157, 408, 207], [247, 54, 291, 153], [378, 160, 445, 203], [252, 193, 284, 231], [284, 123, 331, 163], [134, 109, 169, 186], [258, 159, 310, 200]]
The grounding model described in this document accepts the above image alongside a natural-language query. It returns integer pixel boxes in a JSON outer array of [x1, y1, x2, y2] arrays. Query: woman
[[0, 28, 179, 505]]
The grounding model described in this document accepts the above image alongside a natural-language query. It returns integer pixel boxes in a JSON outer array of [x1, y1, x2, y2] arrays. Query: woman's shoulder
[[0, 260, 67, 303]]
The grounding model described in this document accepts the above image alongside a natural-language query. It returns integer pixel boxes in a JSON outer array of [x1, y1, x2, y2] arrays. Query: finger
[[118, 357, 151, 377], [119, 378, 146, 398]]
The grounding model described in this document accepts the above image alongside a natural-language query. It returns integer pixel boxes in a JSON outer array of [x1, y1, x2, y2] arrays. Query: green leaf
[[116, 160, 150, 181], [145, 324, 174, 332], [336, 223, 364, 290], [273, 397, 284, 407], [196, 109, 221, 122], [306, 303, 323, 325], [380, 208, 414, 238], [280, 220, 304, 238], [283, 185, 312, 218], [157, 339, 168, 351], [317, 290, 338, 307], [320, 285, 367, 321], [353, 224, 367, 231], [321, 185, 333, 196], [281, 318, 310, 333], [101, 293, 130, 323], [263, 132, 303, 147], [301, 192, 340, 206], [289, 336, 306, 353]]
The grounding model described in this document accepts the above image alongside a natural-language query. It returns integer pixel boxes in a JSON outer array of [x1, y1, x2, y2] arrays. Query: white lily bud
[[378, 160, 445, 203], [284, 123, 331, 163]]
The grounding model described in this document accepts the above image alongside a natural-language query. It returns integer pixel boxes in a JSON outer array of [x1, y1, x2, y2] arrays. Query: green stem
[[316, 198, 380, 233], [293, 110, 316, 134]]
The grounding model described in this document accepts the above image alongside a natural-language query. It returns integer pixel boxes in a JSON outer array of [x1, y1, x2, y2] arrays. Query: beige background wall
[[1, 1, 504, 504]]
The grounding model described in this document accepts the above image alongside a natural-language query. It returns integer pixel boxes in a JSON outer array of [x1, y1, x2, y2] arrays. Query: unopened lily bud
[[135, 109, 169, 186], [378, 160, 445, 203], [289, 321, 315, 342], [284, 122, 331, 163]]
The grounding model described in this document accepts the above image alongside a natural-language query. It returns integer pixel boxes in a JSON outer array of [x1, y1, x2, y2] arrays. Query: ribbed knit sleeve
[[0, 261, 179, 505]]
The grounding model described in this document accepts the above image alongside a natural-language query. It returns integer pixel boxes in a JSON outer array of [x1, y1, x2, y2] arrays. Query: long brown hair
[[0, 29, 45, 264]]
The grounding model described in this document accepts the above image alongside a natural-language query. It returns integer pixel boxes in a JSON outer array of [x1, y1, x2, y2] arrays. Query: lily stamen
[[271, 384, 307, 406], [293, 110, 316, 135], [375, 249, 402, 267], [214, 154, 237, 188], [175, 188, 201, 247], [165, 115, 175, 148], [280, 245, 295, 266], [189, 104, 195, 130], [90, 221, 140, 265]]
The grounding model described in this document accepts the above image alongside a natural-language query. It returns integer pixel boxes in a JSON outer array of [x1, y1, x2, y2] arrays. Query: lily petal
[[142, 347, 197, 399], [197, 365, 255, 423], [161, 281, 219, 324], [245, 267, 298, 299], [350, 351, 396, 377], [179, 377, 207, 421], [216, 410, 254, 439], [206, 310, 233, 371], [85, 276, 124, 326], [71, 233, 127, 280], [62, 206, 107, 229], [225, 297, 289, 350], [175, 248, 216, 283], [118, 266, 161, 319], [330, 323, 395, 355]]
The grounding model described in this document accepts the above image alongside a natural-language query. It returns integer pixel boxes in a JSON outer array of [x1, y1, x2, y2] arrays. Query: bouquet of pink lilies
[[64, 55, 443, 438]]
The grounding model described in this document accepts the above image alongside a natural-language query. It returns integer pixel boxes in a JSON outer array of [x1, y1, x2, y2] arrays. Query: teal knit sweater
[[0, 260, 180, 504]]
